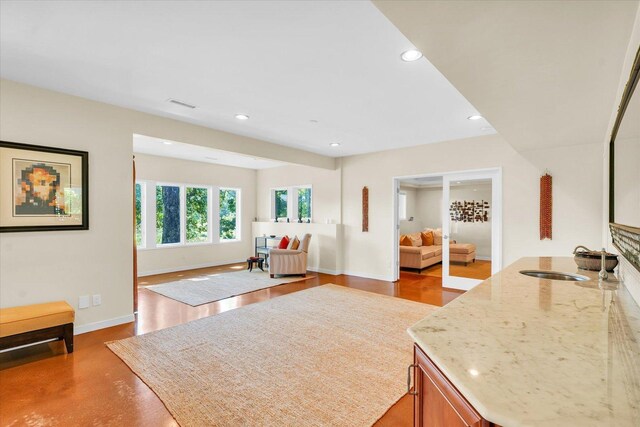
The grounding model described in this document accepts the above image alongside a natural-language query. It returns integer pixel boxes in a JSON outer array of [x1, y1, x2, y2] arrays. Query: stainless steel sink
[[519, 270, 590, 281]]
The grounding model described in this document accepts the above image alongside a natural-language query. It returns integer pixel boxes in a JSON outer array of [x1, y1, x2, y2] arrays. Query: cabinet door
[[413, 345, 490, 427]]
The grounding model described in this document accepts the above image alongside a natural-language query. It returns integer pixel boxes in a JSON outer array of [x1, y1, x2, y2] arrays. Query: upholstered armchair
[[269, 234, 311, 278]]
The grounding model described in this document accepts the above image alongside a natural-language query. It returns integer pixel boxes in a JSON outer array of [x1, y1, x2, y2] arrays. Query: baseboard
[[75, 314, 135, 335], [476, 256, 492, 261], [138, 259, 246, 277], [340, 270, 393, 282], [308, 267, 340, 276]]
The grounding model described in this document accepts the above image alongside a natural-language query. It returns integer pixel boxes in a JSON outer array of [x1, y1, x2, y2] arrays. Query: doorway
[[392, 168, 502, 290]]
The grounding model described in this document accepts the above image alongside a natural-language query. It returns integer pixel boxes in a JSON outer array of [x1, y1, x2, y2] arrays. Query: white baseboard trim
[[138, 259, 246, 277], [75, 314, 135, 335], [308, 267, 340, 276], [476, 256, 492, 261], [340, 270, 393, 282]]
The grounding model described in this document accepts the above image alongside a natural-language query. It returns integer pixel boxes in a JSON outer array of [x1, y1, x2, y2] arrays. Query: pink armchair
[[269, 234, 312, 278]]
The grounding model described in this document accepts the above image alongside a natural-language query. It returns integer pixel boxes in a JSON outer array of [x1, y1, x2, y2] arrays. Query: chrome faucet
[[598, 248, 609, 281]]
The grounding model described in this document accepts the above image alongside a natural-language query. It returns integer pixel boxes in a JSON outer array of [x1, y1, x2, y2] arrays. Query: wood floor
[[409, 260, 492, 281], [0, 264, 463, 427]]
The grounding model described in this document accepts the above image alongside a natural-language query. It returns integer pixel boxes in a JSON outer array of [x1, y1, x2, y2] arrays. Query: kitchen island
[[408, 257, 640, 426]]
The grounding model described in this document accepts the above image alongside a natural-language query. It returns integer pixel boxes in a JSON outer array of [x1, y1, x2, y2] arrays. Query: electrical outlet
[[79, 295, 90, 309], [92, 294, 101, 306]]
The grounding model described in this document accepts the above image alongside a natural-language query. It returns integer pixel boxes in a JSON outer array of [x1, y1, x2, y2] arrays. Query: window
[[220, 188, 239, 240], [271, 186, 312, 221], [186, 187, 208, 243], [135, 182, 145, 248], [156, 185, 181, 245], [398, 193, 407, 220], [297, 187, 311, 221], [274, 189, 287, 219], [136, 182, 238, 249]]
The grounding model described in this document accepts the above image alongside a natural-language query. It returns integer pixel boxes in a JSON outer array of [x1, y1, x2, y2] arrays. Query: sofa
[[269, 233, 311, 277], [399, 230, 476, 271]]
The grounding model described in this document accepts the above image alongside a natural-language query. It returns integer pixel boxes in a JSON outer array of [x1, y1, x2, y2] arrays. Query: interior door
[[442, 171, 500, 290]]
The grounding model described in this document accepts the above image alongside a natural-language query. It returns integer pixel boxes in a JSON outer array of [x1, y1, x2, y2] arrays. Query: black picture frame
[[0, 140, 89, 233]]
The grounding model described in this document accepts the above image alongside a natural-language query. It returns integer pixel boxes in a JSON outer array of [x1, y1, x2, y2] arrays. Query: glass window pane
[[220, 189, 238, 240], [186, 187, 208, 243], [275, 189, 287, 219], [156, 185, 181, 244], [135, 183, 144, 247], [297, 187, 311, 220]]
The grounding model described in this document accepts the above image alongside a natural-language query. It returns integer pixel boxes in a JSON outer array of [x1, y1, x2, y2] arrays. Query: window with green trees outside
[[186, 187, 208, 243], [220, 188, 238, 240]]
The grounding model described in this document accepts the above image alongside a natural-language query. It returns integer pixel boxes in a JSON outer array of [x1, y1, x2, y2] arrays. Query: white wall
[[341, 134, 603, 280], [135, 154, 256, 276], [0, 79, 333, 333]]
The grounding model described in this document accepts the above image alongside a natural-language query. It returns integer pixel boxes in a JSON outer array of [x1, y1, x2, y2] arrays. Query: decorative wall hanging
[[540, 173, 552, 240], [610, 224, 640, 273], [449, 200, 490, 223], [362, 186, 369, 232], [0, 141, 89, 232]]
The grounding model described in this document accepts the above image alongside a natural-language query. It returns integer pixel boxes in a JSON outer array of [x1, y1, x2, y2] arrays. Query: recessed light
[[469, 369, 479, 377], [235, 114, 249, 120], [401, 49, 423, 62], [163, 141, 172, 145], [329, 142, 341, 147], [456, 181, 461, 184], [467, 115, 483, 121]]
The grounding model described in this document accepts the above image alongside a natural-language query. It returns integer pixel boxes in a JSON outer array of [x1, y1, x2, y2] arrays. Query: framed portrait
[[0, 141, 89, 232]]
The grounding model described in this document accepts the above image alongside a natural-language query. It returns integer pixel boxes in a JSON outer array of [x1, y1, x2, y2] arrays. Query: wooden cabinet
[[411, 344, 497, 427]]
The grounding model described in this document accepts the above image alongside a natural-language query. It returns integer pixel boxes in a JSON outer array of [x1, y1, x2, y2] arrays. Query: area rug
[[145, 270, 314, 306], [107, 284, 437, 427]]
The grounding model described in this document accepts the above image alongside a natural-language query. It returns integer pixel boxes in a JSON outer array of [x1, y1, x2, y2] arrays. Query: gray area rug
[[145, 269, 313, 306], [108, 284, 437, 426]]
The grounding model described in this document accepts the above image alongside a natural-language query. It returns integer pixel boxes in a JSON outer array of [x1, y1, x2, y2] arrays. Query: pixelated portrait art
[[13, 160, 71, 216], [1, 141, 88, 232]]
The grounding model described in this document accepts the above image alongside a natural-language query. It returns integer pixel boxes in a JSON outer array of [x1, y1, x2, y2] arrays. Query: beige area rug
[[145, 270, 314, 306], [108, 284, 437, 427]]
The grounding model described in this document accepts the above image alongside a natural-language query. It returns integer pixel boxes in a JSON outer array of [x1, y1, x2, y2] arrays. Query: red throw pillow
[[278, 236, 290, 249]]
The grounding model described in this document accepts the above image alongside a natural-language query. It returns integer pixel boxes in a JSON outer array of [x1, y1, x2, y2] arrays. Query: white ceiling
[[375, 0, 639, 152], [0, 1, 494, 159], [133, 134, 287, 169]]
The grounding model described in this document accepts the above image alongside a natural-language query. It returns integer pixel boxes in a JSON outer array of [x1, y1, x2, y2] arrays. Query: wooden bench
[[0, 301, 75, 353]]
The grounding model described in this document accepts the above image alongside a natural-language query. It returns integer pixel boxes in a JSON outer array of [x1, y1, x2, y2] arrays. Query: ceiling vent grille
[[167, 99, 196, 109]]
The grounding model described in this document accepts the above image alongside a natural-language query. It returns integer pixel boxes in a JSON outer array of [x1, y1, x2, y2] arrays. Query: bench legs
[[0, 323, 74, 353]]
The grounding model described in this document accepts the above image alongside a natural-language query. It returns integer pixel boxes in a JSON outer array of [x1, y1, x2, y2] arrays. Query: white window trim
[[136, 181, 242, 250], [270, 185, 313, 222]]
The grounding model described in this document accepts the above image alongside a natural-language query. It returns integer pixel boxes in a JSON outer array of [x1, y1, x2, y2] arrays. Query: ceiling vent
[[167, 99, 196, 109]]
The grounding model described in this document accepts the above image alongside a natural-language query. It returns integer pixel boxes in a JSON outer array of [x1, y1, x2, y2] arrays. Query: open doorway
[[392, 168, 502, 290]]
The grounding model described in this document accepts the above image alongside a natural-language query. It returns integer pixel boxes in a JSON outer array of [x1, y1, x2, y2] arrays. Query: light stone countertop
[[408, 257, 640, 427]]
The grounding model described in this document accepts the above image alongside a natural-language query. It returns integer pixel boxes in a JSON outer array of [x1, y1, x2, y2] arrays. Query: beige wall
[[341, 134, 603, 280], [0, 79, 333, 333], [399, 186, 421, 234], [135, 154, 256, 275]]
